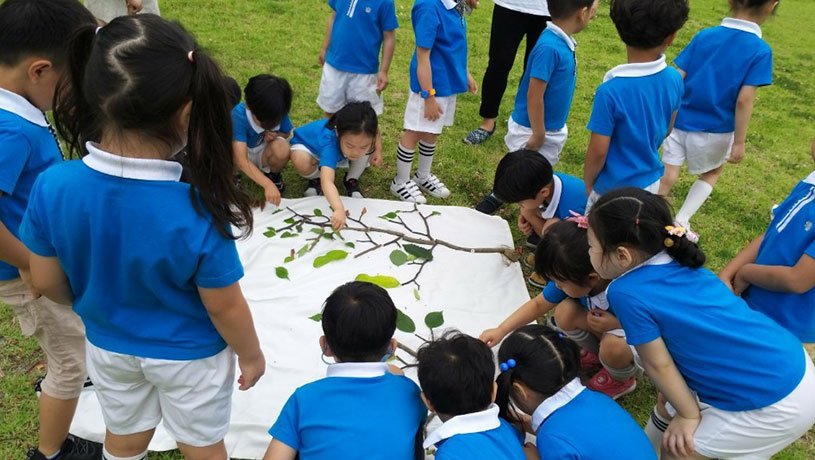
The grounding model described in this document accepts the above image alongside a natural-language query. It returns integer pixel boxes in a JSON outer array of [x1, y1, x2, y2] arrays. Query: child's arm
[[525, 78, 547, 151], [378, 30, 396, 92], [519, 206, 546, 237], [318, 11, 336, 66], [199, 282, 265, 390], [583, 133, 611, 197], [480, 295, 556, 347], [728, 86, 758, 165], [0, 212, 30, 270], [262, 439, 297, 460], [735, 254, 815, 296], [416, 47, 442, 121], [636, 338, 701, 458], [719, 234, 763, 292], [29, 253, 73, 305], [320, 167, 346, 230], [232, 141, 281, 207]]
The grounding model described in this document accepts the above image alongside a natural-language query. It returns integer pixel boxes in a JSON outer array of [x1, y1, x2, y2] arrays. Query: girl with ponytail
[[494, 325, 654, 460], [20, 15, 264, 460], [587, 187, 815, 460]]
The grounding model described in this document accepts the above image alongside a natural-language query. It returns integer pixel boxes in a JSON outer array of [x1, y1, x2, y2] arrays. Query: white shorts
[[585, 179, 661, 212], [662, 128, 735, 175], [665, 349, 815, 459], [247, 144, 270, 173], [504, 117, 568, 166], [86, 341, 235, 447], [317, 62, 384, 115], [403, 92, 457, 135], [291, 143, 351, 169]]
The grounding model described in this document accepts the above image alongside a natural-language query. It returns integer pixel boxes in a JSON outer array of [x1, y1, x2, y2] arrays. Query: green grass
[[2, 0, 815, 458]]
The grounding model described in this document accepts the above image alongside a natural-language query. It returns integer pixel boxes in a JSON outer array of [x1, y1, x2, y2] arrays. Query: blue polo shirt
[[587, 56, 683, 194], [543, 283, 611, 313], [511, 24, 577, 131], [425, 406, 525, 460], [744, 172, 815, 342], [231, 102, 293, 149], [326, 0, 399, 74], [674, 18, 773, 133], [539, 172, 587, 220], [270, 363, 426, 459], [19, 143, 244, 360], [607, 252, 806, 411], [290, 119, 345, 169], [409, 0, 468, 97], [0, 89, 62, 280]]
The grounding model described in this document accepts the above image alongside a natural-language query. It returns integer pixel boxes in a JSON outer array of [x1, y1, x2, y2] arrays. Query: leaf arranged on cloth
[[345, 242, 356, 249], [404, 244, 433, 261], [284, 217, 295, 224], [263, 227, 276, 238], [322, 233, 335, 240], [297, 244, 310, 257], [430, 211, 441, 217], [308, 313, 322, 322], [313, 250, 348, 268], [396, 309, 416, 333], [275, 266, 290, 280], [284, 255, 294, 263], [333, 229, 344, 240], [295, 224, 303, 233], [389, 250, 408, 266], [355, 274, 401, 289], [414, 289, 421, 300], [314, 208, 323, 216], [379, 212, 398, 220], [311, 228, 323, 235], [424, 311, 444, 329], [272, 208, 284, 215], [280, 231, 297, 238]]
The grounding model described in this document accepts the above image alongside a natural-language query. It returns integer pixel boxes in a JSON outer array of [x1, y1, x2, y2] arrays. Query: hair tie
[[499, 358, 517, 372], [187, 50, 194, 63], [95, 26, 102, 35], [566, 211, 588, 229]]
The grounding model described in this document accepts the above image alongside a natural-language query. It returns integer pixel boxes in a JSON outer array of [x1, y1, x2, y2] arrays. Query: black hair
[[492, 150, 554, 203], [53, 15, 252, 239], [417, 331, 495, 417], [322, 281, 397, 362], [0, 0, 95, 67], [223, 76, 242, 108], [548, 0, 596, 20], [587, 187, 705, 268], [732, 0, 777, 11], [326, 101, 378, 140], [609, 0, 689, 49], [535, 220, 595, 285], [244, 74, 292, 130], [495, 325, 580, 423]]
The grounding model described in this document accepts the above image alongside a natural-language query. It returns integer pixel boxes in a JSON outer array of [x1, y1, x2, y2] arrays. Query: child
[[289, 101, 381, 230], [391, 0, 477, 203], [587, 188, 815, 459], [659, 0, 777, 228], [231, 74, 293, 206], [22, 15, 266, 460], [495, 325, 655, 460], [264, 281, 426, 460], [481, 221, 637, 400], [0, 1, 97, 459], [475, 0, 597, 215], [583, 0, 688, 210], [720, 140, 815, 343], [317, 0, 397, 117], [417, 331, 526, 459]]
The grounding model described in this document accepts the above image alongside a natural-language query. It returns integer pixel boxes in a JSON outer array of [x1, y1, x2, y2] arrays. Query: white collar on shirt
[[721, 17, 763, 38], [0, 87, 47, 127], [603, 55, 667, 83], [540, 174, 563, 219], [246, 106, 264, 134], [326, 362, 389, 378], [607, 250, 673, 293], [82, 142, 183, 182], [440, 0, 458, 10], [804, 171, 815, 185], [531, 378, 585, 432], [546, 22, 577, 52], [423, 404, 502, 448]]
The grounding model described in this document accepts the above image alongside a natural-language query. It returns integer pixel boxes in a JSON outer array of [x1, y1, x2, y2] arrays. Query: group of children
[[1, 0, 815, 459]]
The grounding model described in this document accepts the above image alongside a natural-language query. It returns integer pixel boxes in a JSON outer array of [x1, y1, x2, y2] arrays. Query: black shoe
[[525, 234, 541, 249], [304, 178, 323, 197], [343, 173, 364, 198], [27, 435, 102, 460], [265, 171, 285, 193], [475, 193, 503, 214]]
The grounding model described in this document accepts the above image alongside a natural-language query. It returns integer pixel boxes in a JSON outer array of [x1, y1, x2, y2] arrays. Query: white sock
[[644, 407, 669, 459], [347, 156, 369, 181], [675, 179, 713, 225], [395, 143, 415, 184], [45, 449, 61, 460], [562, 328, 600, 355], [103, 446, 148, 460], [416, 141, 436, 179], [303, 168, 320, 180], [599, 355, 636, 381]]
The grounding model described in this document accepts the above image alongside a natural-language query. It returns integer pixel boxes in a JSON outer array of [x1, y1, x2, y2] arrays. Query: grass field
[[2, 0, 815, 457]]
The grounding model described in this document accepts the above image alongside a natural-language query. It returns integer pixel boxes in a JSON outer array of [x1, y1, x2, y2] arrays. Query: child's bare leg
[[554, 299, 599, 355], [178, 440, 228, 460], [659, 164, 682, 196], [103, 428, 155, 459], [38, 395, 79, 455], [263, 138, 291, 173], [290, 149, 319, 179], [598, 334, 636, 381]]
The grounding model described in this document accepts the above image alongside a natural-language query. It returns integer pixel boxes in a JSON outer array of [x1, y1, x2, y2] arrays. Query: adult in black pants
[[464, 1, 550, 145]]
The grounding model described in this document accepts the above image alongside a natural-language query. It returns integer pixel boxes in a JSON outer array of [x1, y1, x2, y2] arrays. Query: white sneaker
[[413, 173, 450, 199], [390, 180, 427, 203]]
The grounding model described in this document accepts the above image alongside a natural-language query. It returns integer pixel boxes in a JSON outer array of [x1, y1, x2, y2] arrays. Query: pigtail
[[495, 369, 519, 424], [664, 231, 706, 268]]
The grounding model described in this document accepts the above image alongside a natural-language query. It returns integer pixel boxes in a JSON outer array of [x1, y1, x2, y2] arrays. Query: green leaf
[[308, 313, 322, 322], [396, 309, 416, 333], [284, 217, 295, 224], [379, 212, 398, 220], [322, 233, 335, 240], [272, 208, 284, 215], [310, 228, 323, 234], [295, 224, 303, 233], [275, 266, 289, 280], [283, 255, 294, 264], [404, 244, 433, 261], [314, 208, 323, 216], [333, 229, 344, 240], [424, 311, 444, 329], [430, 211, 441, 217], [406, 254, 417, 261], [313, 250, 348, 268], [413, 289, 421, 300], [297, 244, 310, 257], [263, 227, 276, 238], [389, 250, 408, 266], [355, 274, 401, 289], [345, 242, 356, 249], [280, 231, 297, 238]]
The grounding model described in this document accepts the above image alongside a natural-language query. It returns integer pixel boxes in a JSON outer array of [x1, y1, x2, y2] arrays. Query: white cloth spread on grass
[[68, 196, 529, 458]]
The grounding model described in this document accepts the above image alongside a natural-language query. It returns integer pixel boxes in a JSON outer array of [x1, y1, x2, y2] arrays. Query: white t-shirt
[[492, 0, 548, 17]]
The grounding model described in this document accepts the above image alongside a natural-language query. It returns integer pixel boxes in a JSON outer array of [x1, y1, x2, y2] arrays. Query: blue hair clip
[[499, 358, 517, 372], [558, 333, 565, 339]]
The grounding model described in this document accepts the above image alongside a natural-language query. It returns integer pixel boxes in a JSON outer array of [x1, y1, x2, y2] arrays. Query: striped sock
[[395, 143, 415, 184], [562, 328, 600, 355], [416, 141, 436, 178], [599, 355, 637, 381], [644, 407, 670, 458]]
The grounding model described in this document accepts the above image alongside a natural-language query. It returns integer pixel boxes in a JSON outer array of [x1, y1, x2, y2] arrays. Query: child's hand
[[331, 209, 347, 230], [387, 364, 405, 375], [586, 309, 621, 334], [663, 414, 700, 458], [126, 0, 142, 15], [479, 327, 506, 347], [523, 442, 541, 460], [318, 48, 327, 66], [424, 97, 443, 121], [377, 70, 389, 92], [264, 184, 282, 207], [18, 268, 41, 299], [525, 133, 546, 151], [370, 150, 383, 167], [237, 352, 266, 391], [518, 215, 533, 236], [467, 73, 478, 95], [727, 143, 745, 164], [263, 131, 279, 143], [733, 266, 751, 296], [718, 268, 737, 293]]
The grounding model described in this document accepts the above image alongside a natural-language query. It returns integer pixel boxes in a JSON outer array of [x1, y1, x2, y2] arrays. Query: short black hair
[[536, 220, 595, 285], [549, 0, 596, 20], [732, 0, 777, 11], [322, 281, 397, 362], [244, 74, 293, 130], [327, 101, 378, 140], [492, 150, 554, 203], [223, 76, 242, 108], [609, 0, 689, 49], [417, 331, 495, 416], [0, 0, 95, 67]]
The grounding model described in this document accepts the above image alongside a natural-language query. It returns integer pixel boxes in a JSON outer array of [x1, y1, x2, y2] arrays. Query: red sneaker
[[586, 368, 637, 400], [580, 349, 601, 372]]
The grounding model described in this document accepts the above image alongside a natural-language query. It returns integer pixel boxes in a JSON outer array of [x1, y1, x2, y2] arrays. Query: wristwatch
[[420, 88, 436, 99]]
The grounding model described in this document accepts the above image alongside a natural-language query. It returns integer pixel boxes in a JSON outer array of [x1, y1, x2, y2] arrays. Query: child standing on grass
[[21, 15, 265, 460], [588, 188, 815, 459], [583, 0, 687, 210], [659, 0, 777, 228], [263, 281, 426, 460], [391, 0, 478, 204]]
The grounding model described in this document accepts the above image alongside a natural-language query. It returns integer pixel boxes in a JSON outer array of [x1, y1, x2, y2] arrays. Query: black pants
[[479, 4, 549, 120]]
